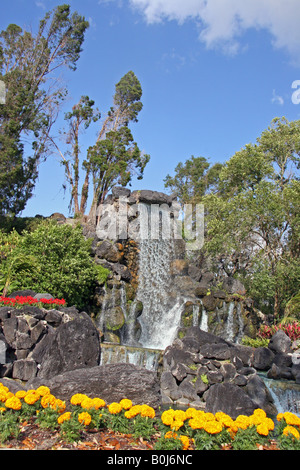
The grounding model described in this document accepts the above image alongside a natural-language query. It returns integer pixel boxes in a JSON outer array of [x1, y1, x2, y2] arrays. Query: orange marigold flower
[[57, 412, 71, 424], [108, 402, 122, 414], [119, 399, 132, 410], [78, 411, 92, 426], [40, 394, 56, 409], [283, 425, 300, 440], [5, 396, 22, 411]]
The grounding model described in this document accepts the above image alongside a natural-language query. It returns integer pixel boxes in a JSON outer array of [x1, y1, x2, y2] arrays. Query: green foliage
[[241, 336, 269, 348], [201, 117, 300, 316], [192, 428, 230, 451], [0, 4, 89, 215], [154, 434, 183, 451], [164, 155, 223, 205], [95, 264, 111, 285], [88, 126, 149, 207], [0, 411, 20, 443], [131, 415, 156, 440], [231, 427, 263, 450], [59, 414, 83, 443], [0, 220, 98, 309]]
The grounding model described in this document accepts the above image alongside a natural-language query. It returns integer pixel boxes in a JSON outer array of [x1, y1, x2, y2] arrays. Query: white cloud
[[129, 0, 300, 63], [271, 90, 284, 105]]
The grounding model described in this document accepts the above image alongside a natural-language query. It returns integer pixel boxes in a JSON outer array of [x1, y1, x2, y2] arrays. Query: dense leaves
[[0, 220, 97, 309], [0, 5, 89, 215]]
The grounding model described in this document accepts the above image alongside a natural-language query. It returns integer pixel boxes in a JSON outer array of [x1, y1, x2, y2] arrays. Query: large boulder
[[268, 330, 292, 354], [29, 363, 161, 409], [36, 311, 100, 379], [205, 383, 257, 419]]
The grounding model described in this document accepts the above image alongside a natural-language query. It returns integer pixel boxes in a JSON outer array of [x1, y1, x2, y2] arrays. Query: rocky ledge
[[161, 327, 300, 418]]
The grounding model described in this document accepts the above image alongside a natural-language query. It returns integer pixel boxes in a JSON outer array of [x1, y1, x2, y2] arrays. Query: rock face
[[161, 326, 278, 417], [0, 304, 101, 381], [29, 363, 161, 409], [37, 311, 101, 379]]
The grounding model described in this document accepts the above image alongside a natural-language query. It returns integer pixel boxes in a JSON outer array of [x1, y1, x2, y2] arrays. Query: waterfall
[[192, 304, 200, 327], [136, 203, 185, 350], [226, 301, 235, 342], [199, 300, 208, 332], [100, 343, 162, 372], [260, 375, 300, 416]]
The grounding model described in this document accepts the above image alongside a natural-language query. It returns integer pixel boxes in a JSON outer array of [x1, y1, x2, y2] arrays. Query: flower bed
[[0, 296, 66, 308], [0, 382, 300, 450]]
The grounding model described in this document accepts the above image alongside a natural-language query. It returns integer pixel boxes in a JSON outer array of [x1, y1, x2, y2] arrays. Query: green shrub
[[0, 220, 98, 309]]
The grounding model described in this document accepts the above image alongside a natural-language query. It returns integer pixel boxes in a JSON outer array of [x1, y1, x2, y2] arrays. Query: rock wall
[[160, 326, 300, 417], [0, 299, 100, 382], [82, 188, 264, 346]]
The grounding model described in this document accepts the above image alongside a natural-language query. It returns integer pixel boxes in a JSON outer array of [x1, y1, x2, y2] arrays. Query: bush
[[0, 220, 98, 309]]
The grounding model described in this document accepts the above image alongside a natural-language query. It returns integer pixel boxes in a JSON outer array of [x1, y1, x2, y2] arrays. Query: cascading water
[[135, 203, 186, 350], [260, 375, 300, 416]]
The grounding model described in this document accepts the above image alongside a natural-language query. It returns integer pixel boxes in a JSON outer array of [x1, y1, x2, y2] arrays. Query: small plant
[[0, 411, 21, 443], [201, 374, 209, 384]]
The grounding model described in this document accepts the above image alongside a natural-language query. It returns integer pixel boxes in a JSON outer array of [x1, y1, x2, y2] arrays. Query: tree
[[0, 4, 89, 215], [87, 125, 149, 211], [87, 71, 149, 218], [203, 117, 300, 316], [164, 156, 223, 205], [54, 71, 149, 219], [53, 96, 100, 215]]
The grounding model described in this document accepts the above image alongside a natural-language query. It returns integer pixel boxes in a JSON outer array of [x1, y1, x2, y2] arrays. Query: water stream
[[260, 375, 300, 416], [134, 203, 186, 350]]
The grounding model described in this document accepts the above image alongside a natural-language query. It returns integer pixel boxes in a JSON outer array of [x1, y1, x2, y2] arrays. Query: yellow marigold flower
[[140, 404, 155, 419], [161, 410, 175, 426], [283, 425, 300, 440], [81, 397, 94, 409], [204, 412, 215, 422], [91, 398, 106, 409], [24, 393, 40, 405], [70, 393, 88, 406], [203, 420, 223, 435], [283, 412, 300, 427], [35, 386, 51, 396], [250, 409, 267, 425], [108, 402, 122, 414], [125, 405, 142, 419], [57, 411, 71, 424], [234, 415, 251, 430], [5, 396, 22, 411], [256, 422, 269, 437], [265, 417, 275, 431], [0, 384, 9, 392], [277, 413, 284, 422], [119, 399, 132, 410], [180, 435, 190, 450], [174, 409, 187, 421], [172, 419, 184, 431], [52, 399, 66, 413], [78, 411, 92, 426], [0, 407, 5, 413], [165, 431, 178, 439], [253, 408, 267, 419], [188, 417, 205, 430], [215, 411, 234, 428], [15, 390, 27, 399], [185, 407, 197, 419], [40, 394, 56, 409], [0, 391, 8, 403]]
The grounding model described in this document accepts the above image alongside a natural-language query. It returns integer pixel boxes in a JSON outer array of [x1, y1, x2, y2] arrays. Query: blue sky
[[1, 0, 300, 217]]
